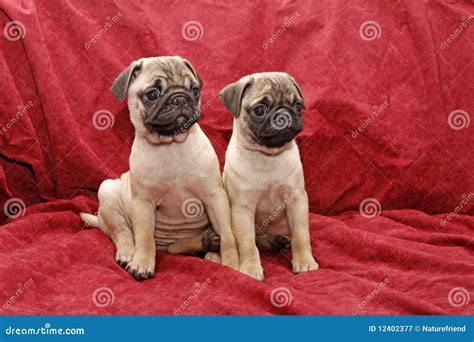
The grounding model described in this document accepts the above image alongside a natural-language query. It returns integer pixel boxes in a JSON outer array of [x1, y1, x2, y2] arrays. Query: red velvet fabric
[[0, 0, 473, 315]]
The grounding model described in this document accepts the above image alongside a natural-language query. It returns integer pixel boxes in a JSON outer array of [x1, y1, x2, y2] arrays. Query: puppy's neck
[[138, 125, 196, 146], [232, 121, 295, 157]]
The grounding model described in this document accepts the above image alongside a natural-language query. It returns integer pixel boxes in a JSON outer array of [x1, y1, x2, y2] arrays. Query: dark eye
[[145, 89, 159, 102], [253, 105, 266, 117], [295, 102, 303, 112], [192, 86, 200, 97]]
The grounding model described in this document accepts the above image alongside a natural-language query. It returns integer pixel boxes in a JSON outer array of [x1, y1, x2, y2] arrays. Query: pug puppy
[[219, 72, 319, 281], [80, 56, 239, 280]]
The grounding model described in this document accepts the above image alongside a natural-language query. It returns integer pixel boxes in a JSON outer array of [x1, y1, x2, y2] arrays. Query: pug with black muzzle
[[219, 72, 319, 281], [80, 56, 239, 280]]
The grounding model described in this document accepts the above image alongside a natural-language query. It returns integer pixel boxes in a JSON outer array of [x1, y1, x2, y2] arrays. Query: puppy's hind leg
[[98, 179, 135, 268]]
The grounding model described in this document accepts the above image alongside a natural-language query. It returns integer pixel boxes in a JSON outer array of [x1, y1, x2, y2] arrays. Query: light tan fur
[[220, 72, 318, 281], [80, 56, 239, 280]]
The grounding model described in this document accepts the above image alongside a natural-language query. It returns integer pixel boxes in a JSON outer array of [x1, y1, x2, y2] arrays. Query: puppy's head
[[111, 56, 203, 144], [219, 72, 304, 151]]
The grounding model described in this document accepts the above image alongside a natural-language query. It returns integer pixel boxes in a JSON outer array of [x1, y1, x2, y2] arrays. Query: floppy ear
[[287, 74, 305, 107], [182, 58, 203, 88], [110, 61, 142, 102], [219, 77, 253, 118]]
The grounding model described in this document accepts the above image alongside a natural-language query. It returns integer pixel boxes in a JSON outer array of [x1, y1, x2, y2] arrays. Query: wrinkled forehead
[[133, 58, 196, 90], [245, 75, 300, 105]]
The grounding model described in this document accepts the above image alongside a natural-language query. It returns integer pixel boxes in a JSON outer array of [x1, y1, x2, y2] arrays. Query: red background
[[0, 0, 473, 314]]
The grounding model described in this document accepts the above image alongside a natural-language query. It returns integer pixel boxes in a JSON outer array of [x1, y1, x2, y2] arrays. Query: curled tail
[[79, 212, 99, 228]]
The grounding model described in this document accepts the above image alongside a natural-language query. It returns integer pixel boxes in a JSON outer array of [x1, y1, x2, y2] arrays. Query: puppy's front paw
[[204, 251, 221, 264], [202, 228, 221, 252], [126, 257, 155, 281], [116, 249, 134, 268], [292, 255, 319, 274], [239, 263, 264, 281]]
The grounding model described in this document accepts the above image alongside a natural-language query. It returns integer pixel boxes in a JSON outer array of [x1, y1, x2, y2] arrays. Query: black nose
[[172, 95, 187, 107]]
